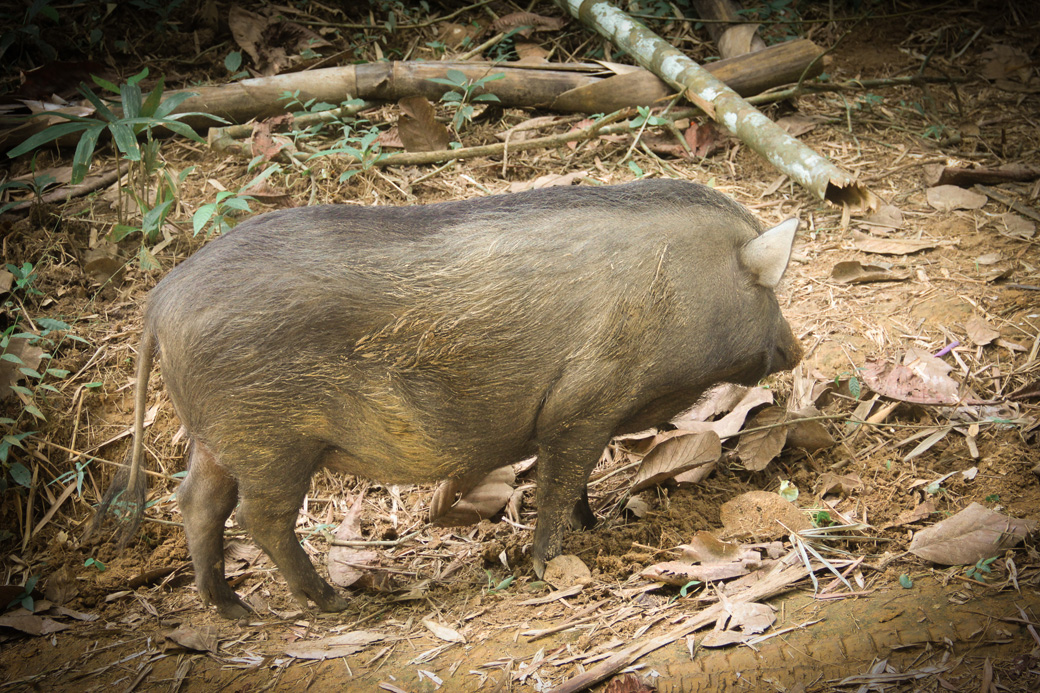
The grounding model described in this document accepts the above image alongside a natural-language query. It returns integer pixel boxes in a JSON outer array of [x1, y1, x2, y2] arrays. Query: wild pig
[[101, 179, 801, 619]]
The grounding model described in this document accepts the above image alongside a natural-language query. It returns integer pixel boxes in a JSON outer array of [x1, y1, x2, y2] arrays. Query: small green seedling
[[429, 69, 505, 132]]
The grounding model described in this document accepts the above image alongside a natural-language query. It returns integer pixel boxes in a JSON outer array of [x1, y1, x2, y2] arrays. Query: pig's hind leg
[[178, 441, 249, 619], [235, 442, 349, 614]]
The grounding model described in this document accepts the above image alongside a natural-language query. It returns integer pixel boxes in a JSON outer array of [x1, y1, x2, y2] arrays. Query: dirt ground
[[1, 2, 1039, 692]]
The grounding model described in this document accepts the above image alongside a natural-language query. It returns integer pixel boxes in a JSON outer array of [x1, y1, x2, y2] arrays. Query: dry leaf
[[640, 560, 749, 585], [672, 386, 773, 437], [980, 45, 1032, 82], [775, 114, 820, 137], [164, 624, 219, 653], [624, 496, 648, 518], [736, 406, 788, 471], [926, 185, 987, 212], [604, 673, 654, 693], [328, 495, 379, 588], [683, 121, 721, 157], [678, 531, 746, 564], [422, 619, 466, 643], [515, 41, 549, 64], [397, 96, 451, 153], [816, 473, 865, 497], [863, 204, 904, 230], [861, 348, 961, 405], [883, 500, 935, 529], [284, 631, 385, 660], [490, 12, 565, 36], [630, 431, 721, 492], [722, 600, 776, 634], [998, 212, 1036, 239], [1, 336, 44, 400], [430, 467, 514, 526], [508, 172, 588, 192], [0, 610, 69, 636], [786, 406, 835, 452], [831, 260, 910, 283], [965, 316, 999, 346], [851, 230, 936, 255], [909, 502, 1036, 565], [543, 555, 591, 588]]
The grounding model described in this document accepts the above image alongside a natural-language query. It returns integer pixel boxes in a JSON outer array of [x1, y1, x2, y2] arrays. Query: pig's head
[[712, 217, 803, 387]]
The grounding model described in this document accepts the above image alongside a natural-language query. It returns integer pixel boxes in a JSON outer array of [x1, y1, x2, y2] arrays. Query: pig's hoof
[[216, 599, 252, 620], [317, 593, 350, 613], [531, 555, 547, 579]]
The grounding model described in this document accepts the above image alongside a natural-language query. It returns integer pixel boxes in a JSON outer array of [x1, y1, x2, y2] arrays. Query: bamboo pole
[[553, 0, 876, 212]]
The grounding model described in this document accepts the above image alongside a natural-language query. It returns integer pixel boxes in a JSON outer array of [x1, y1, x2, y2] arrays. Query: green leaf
[[225, 51, 242, 72], [110, 122, 140, 160], [445, 69, 467, 85], [84, 382, 103, 388], [24, 404, 45, 420], [10, 462, 32, 487], [7, 121, 90, 158], [140, 76, 166, 118], [899, 574, 913, 589], [439, 91, 463, 102], [153, 91, 201, 119], [142, 197, 174, 238], [18, 367, 42, 379], [427, 77, 462, 87], [37, 318, 71, 332], [472, 93, 500, 103], [9, 385, 32, 396], [223, 197, 252, 212], [120, 82, 143, 119], [77, 83, 117, 122], [152, 118, 207, 143], [91, 74, 120, 94], [127, 67, 149, 86], [193, 203, 218, 235], [109, 224, 140, 242], [38, 383, 59, 394], [70, 124, 104, 184], [1, 353, 24, 364], [138, 246, 160, 270]]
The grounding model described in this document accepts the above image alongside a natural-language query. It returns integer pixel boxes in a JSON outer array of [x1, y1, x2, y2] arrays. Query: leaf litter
[[4, 4, 1040, 692]]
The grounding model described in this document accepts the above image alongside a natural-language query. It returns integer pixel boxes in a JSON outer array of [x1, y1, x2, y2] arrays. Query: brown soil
[[1, 2, 1039, 692]]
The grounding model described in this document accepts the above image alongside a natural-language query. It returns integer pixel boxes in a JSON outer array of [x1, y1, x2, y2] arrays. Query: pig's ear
[[741, 218, 798, 289]]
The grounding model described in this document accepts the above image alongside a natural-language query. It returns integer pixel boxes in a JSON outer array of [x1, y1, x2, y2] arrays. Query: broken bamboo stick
[[553, 0, 875, 212]]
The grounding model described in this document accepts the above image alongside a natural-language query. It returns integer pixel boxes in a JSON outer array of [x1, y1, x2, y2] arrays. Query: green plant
[[965, 556, 997, 582], [429, 69, 505, 132], [2, 264, 86, 488], [7, 68, 221, 266], [308, 127, 388, 182], [810, 510, 834, 527], [193, 163, 282, 235], [484, 570, 514, 595], [6, 575, 39, 611], [84, 557, 107, 572], [224, 50, 249, 80]]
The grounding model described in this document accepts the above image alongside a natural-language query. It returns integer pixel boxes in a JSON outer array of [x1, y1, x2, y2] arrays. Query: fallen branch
[[553, 0, 876, 211], [169, 48, 823, 131]]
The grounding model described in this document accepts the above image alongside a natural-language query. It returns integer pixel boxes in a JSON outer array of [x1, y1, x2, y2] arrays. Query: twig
[[748, 74, 969, 106], [30, 438, 178, 481]]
